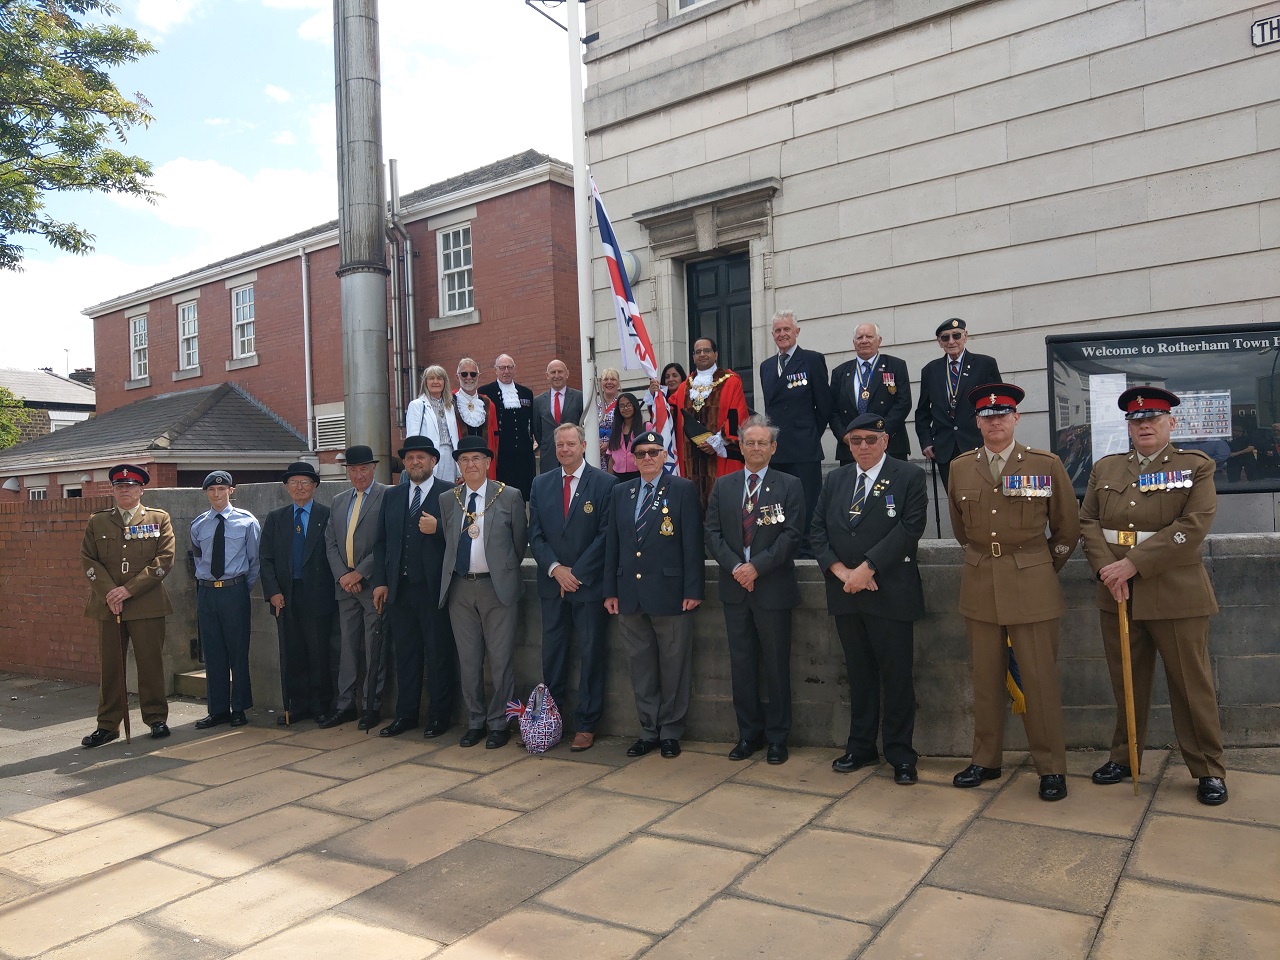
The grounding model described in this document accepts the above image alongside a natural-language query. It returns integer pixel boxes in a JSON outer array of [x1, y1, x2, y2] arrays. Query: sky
[[1, 0, 575, 374]]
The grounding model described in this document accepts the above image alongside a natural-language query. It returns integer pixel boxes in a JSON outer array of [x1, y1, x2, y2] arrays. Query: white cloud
[[264, 84, 293, 103], [204, 117, 230, 126], [134, 0, 205, 35], [297, 9, 328, 42], [272, 130, 297, 146]]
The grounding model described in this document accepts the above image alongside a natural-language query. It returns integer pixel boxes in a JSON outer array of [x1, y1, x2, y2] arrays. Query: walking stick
[[1117, 597, 1140, 796], [274, 605, 291, 725], [930, 460, 942, 537], [116, 614, 132, 744]]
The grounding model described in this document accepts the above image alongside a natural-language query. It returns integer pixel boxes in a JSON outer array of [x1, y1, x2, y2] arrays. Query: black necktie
[[858, 361, 872, 413], [455, 492, 477, 575], [212, 513, 226, 579], [635, 482, 655, 540], [291, 507, 305, 578], [410, 485, 422, 515], [849, 473, 868, 528]]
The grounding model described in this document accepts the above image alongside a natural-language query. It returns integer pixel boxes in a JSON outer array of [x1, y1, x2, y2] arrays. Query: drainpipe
[[388, 158, 418, 408], [299, 246, 316, 448], [386, 218, 404, 425]]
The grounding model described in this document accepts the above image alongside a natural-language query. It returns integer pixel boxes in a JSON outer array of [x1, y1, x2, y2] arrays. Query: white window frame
[[670, 0, 717, 15], [231, 284, 256, 358], [178, 300, 199, 370], [129, 314, 149, 380], [438, 224, 473, 316], [28, 488, 47, 501]]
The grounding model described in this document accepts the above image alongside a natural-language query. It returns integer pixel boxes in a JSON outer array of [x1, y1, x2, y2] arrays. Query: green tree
[[0, 0, 157, 270], [0, 386, 32, 447]]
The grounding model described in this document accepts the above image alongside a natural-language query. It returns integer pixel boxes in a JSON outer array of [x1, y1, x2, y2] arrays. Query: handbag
[[504, 683, 563, 754]]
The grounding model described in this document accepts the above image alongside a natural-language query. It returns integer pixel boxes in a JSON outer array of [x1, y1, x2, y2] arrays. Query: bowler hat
[[281, 461, 320, 484], [343, 445, 378, 465], [452, 435, 494, 461], [398, 435, 440, 460]]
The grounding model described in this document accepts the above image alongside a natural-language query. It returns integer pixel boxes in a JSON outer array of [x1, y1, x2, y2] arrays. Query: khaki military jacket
[[1079, 444, 1218, 619], [81, 505, 176, 621], [948, 443, 1080, 625]]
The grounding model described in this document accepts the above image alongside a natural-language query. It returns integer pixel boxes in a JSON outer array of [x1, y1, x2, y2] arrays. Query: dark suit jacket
[[260, 501, 337, 615], [479, 380, 537, 493], [532, 387, 585, 473], [809, 457, 928, 621], [604, 474, 704, 617], [438, 481, 528, 608], [914, 350, 1002, 462], [760, 346, 832, 464], [371, 479, 447, 607], [529, 463, 617, 603], [830, 353, 913, 461], [704, 468, 804, 609]]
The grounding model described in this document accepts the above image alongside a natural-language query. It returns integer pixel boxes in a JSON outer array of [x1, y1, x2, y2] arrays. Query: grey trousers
[[617, 612, 693, 741], [448, 575, 517, 731], [333, 588, 388, 713]]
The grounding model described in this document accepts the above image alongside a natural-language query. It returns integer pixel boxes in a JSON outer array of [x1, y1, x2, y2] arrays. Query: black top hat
[[398, 435, 441, 460], [109, 464, 150, 486], [452, 434, 494, 461], [343, 445, 378, 465], [968, 382, 1025, 417], [843, 413, 888, 436], [281, 461, 320, 484], [935, 317, 967, 337], [202, 470, 234, 489], [630, 430, 664, 452], [1118, 386, 1180, 420]]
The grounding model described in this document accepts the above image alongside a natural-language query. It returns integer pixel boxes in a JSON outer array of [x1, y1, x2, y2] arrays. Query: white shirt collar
[[410, 477, 433, 501], [562, 461, 585, 482], [858, 353, 880, 368], [693, 367, 715, 386], [857, 454, 888, 488]]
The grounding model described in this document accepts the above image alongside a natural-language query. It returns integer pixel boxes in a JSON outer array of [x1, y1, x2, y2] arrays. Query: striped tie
[[742, 473, 760, 548], [849, 473, 868, 528]]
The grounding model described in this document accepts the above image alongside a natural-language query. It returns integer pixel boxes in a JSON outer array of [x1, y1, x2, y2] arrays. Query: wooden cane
[[1117, 597, 1139, 796], [116, 614, 132, 744]]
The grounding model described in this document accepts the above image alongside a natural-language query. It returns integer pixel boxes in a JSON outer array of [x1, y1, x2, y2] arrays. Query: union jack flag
[[591, 176, 679, 474]]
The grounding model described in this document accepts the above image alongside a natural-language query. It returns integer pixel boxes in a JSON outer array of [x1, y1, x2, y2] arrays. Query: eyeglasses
[[741, 440, 774, 449], [846, 436, 884, 446], [457, 371, 478, 378], [634, 449, 665, 460], [938, 332, 965, 342]]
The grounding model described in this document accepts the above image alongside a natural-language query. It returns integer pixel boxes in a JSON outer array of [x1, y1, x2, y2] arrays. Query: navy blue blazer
[[914, 350, 1002, 462], [809, 457, 927, 621], [604, 473, 704, 617], [760, 345, 832, 464], [260, 501, 336, 614], [371, 479, 447, 607], [528, 462, 617, 602], [705, 468, 804, 609], [830, 353, 913, 461]]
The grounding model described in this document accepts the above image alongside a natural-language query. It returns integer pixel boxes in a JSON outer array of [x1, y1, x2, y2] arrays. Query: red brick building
[[82, 150, 580, 477]]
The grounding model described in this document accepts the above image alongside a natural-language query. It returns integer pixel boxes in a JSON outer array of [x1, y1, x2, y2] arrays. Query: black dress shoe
[[229, 711, 247, 727], [81, 728, 118, 748], [316, 708, 358, 729], [485, 729, 511, 750], [458, 727, 487, 747], [1091, 760, 1132, 785], [1197, 776, 1229, 806], [423, 719, 451, 739], [893, 763, 918, 785], [832, 752, 878, 774], [150, 722, 171, 739], [953, 764, 1002, 788], [728, 739, 760, 761], [660, 739, 681, 758], [626, 738, 660, 757], [1039, 774, 1068, 801], [357, 710, 380, 731], [194, 712, 231, 730], [379, 718, 417, 738], [766, 743, 788, 765]]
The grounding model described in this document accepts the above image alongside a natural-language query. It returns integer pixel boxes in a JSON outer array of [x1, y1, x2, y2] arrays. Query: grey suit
[[533, 387, 585, 474], [439, 480, 528, 731], [325, 481, 391, 712]]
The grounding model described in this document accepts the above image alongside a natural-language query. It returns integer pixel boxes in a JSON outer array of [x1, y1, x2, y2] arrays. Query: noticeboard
[[1045, 323, 1280, 495]]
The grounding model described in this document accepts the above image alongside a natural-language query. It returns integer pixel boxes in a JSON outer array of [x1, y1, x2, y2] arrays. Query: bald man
[[479, 353, 537, 498], [533, 358, 585, 474]]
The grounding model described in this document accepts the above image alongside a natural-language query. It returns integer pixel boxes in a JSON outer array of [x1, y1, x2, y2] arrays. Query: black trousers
[[388, 577, 458, 724], [834, 610, 917, 765], [282, 581, 333, 716], [723, 599, 793, 745], [770, 460, 821, 537], [541, 596, 609, 731]]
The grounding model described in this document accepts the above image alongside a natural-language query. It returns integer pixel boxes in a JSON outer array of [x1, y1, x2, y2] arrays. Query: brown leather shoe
[[570, 731, 595, 752]]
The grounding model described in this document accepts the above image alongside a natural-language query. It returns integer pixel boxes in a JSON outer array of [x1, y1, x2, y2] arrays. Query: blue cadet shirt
[[190, 505, 262, 588]]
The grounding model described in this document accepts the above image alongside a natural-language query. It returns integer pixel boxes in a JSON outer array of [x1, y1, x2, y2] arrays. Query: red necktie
[[563, 474, 573, 518], [742, 473, 760, 548], [553, 391, 562, 424]]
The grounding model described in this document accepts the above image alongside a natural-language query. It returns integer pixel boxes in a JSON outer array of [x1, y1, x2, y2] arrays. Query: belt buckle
[[1117, 531, 1136, 547], [213, 580, 223, 588], [990, 542, 1002, 558]]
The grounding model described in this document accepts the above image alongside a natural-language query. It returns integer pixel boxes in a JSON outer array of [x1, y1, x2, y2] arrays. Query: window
[[232, 284, 255, 358], [28, 488, 47, 501], [439, 225, 473, 315], [178, 301, 199, 369], [130, 314, 148, 380]]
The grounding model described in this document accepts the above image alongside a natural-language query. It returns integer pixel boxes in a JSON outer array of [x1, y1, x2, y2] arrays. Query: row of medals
[[1002, 476, 1053, 497], [756, 504, 786, 525], [1138, 470, 1193, 492], [123, 524, 162, 540]]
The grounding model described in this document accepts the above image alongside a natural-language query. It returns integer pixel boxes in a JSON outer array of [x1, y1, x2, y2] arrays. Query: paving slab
[[0, 859, 213, 958], [1151, 767, 1280, 828], [735, 827, 940, 925], [338, 840, 577, 943], [148, 851, 394, 949], [156, 768, 340, 825], [534, 735, 644, 767], [0, 750, 192, 802], [289, 737, 431, 780], [731, 746, 870, 796], [413, 740, 528, 774], [647, 781, 830, 854], [643, 895, 874, 960], [10, 772, 202, 832], [162, 742, 322, 786], [443, 755, 613, 811], [1222, 747, 1280, 776], [982, 769, 1150, 839], [484, 787, 675, 861], [0, 871, 37, 907], [153, 726, 291, 762], [591, 750, 742, 803], [271, 723, 384, 750], [859, 886, 1098, 960], [322, 798, 519, 872], [819, 775, 987, 846], [1065, 748, 1169, 783], [0, 810, 208, 885], [1127, 814, 1280, 902], [929, 819, 1131, 916], [434, 905, 653, 960], [300, 762, 476, 820], [0, 819, 54, 855], [1091, 878, 1280, 960], [152, 805, 361, 878], [912, 752, 1030, 788], [539, 834, 756, 934], [227, 914, 440, 960], [34, 920, 232, 960]]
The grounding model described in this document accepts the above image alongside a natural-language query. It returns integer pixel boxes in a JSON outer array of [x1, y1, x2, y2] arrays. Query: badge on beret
[[1173, 531, 1187, 544]]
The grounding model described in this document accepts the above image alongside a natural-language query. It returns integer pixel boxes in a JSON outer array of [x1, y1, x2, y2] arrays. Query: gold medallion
[[467, 525, 481, 539], [660, 517, 674, 536], [583, 501, 593, 514]]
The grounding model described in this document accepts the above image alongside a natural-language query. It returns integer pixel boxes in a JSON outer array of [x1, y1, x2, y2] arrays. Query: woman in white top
[[405, 365, 460, 482]]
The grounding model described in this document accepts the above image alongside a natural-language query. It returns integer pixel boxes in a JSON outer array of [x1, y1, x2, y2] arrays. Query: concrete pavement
[[0, 673, 1276, 958]]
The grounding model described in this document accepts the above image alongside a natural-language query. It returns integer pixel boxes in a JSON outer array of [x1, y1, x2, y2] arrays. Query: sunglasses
[[938, 332, 965, 342], [634, 449, 665, 460], [846, 436, 884, 446], [457, 371, 479, 378]]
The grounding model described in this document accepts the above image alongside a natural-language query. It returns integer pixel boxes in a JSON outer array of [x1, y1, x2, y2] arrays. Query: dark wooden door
[[686, 253, 753, 408]]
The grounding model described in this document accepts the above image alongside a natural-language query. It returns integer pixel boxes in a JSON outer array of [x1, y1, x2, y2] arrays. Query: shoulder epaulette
[[1172, 448, 1215, 463], [954, 448, 981, 461]]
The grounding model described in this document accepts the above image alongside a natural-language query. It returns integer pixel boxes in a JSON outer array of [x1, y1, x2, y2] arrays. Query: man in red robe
[[668, 337, 751, 509], [454, 357, 499, 481]]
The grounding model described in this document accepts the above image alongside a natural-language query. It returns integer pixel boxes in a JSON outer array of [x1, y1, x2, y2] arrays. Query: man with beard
[[668, 338, 750, 509]]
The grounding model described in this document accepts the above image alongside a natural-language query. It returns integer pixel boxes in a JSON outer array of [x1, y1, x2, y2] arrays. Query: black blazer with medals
[[705, 468, 804, 609], [604, 473, 704, 617], [260, 500, 337, 615], [759, 345, 832, 464], [371, 479, 448, 607], [914, 350, 1002, 462], [830, 353, 913, 461], [528, 462, 617, 603]]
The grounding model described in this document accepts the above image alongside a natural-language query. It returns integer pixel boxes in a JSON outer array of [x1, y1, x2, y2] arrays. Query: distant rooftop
[[0, 368, 96, 410]]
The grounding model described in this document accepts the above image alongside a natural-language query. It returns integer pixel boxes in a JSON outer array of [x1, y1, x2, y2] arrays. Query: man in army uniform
[[947, 384, 1080, 801], [79, 464, 176, 747], [1080, 386, 1229, 805]]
